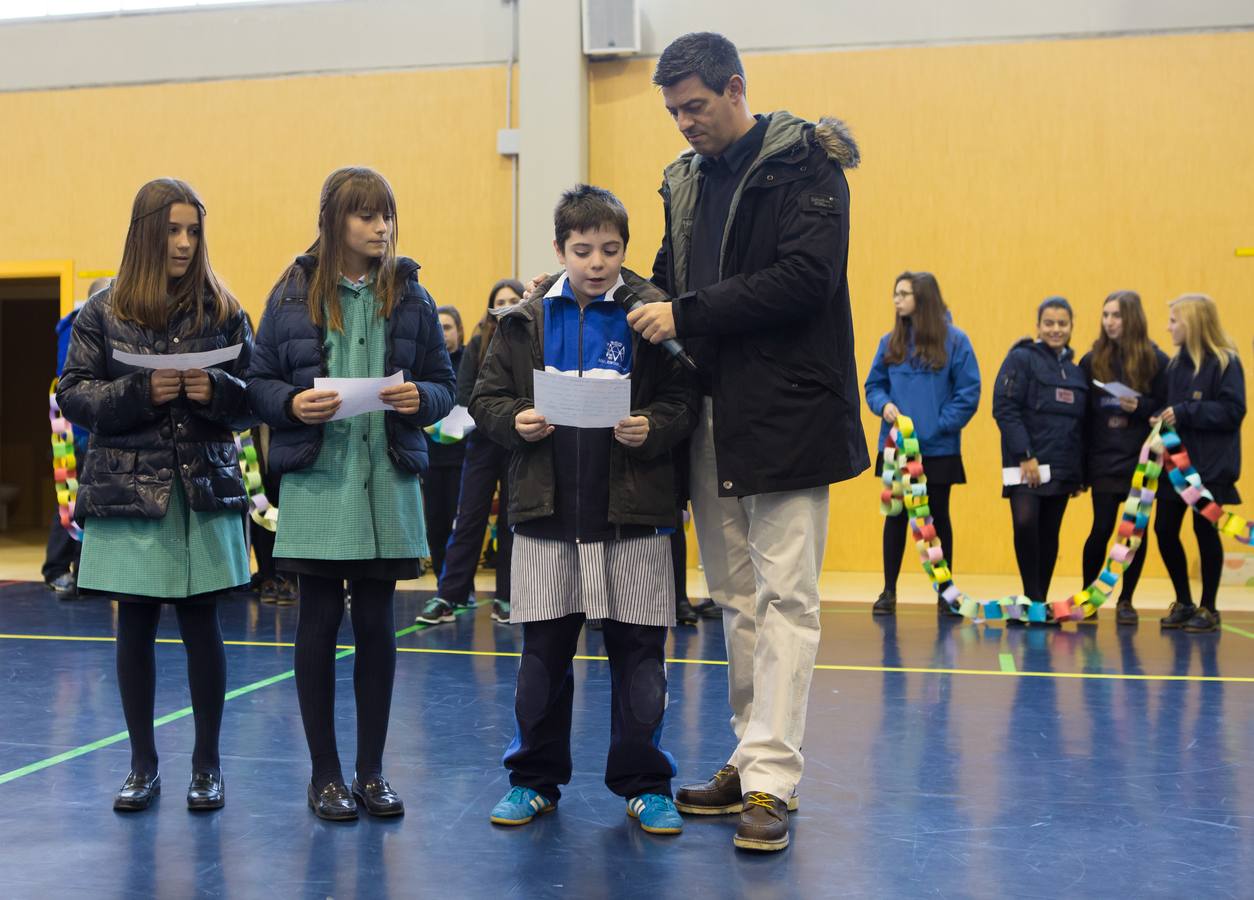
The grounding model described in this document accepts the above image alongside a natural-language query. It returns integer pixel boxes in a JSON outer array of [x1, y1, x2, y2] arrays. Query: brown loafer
[[733, 792, 790, 852], [113, 771, 161, 812]]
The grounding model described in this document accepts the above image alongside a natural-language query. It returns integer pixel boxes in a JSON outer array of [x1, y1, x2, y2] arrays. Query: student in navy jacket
[[864, 272, 980, 616], [1078, 291, 1169, 625], [992, 297, 1087, 609], [1155, 294, 1245, 634]]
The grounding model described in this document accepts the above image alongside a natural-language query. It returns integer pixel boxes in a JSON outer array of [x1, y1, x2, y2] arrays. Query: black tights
[[294, 574, 397, 790], [116, 599, 226, 777], [1082, 491, 1150, 604], [1155, 495, 1223, 611], [1009, 492, 1070, 603], [883, 484, 954, 594]]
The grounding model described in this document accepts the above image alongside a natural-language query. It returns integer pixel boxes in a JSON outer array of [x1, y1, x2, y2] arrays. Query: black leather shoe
[[351, 775, 404, 817], [1115, 601, 1139, 626], [114, 771, 161, 811], [1160, 600, 1197, 629], [691, 599, 722, 619], [872, 591, 896, 616], [676, 597, 700, 626], [308, 780, 358, 821], [187, 771, 224, 811], [733, 792, 790, 852], [1183, 607, 1221, 633]]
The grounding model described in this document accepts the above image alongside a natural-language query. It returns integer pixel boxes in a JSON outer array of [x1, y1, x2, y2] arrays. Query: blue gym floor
[[1, 580, 1252, 899]]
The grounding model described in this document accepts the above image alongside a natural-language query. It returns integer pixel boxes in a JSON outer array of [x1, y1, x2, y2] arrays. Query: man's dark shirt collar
[[699, 114, 767, 174]]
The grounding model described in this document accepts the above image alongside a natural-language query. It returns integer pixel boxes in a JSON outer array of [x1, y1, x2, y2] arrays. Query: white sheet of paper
[[1002, 464, 1052, 487], [314, 371, 404, 421], [113, 344, 242, 371], [439, 405, 477, 439], [1093, 379, 1141, 400], [532, 369, 631, 429]]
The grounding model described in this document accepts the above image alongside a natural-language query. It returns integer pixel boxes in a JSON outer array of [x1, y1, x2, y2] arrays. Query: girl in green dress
[[58, 178, 255, 812], [248, 167, 455, 821]]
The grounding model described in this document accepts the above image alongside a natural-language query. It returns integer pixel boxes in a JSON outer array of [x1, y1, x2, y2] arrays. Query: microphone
[[613, 285, 699, 373]]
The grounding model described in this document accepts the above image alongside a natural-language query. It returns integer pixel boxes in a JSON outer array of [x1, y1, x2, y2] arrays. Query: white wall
[[0, 0, 515, 91], [1, 0, 1251, 92]]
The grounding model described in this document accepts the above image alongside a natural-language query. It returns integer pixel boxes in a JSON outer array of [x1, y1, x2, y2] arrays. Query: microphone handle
[[626, 298, 699, 372]]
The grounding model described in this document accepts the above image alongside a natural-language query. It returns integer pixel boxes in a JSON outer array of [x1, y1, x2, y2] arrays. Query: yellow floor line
[[3, 632, 1253, 683]]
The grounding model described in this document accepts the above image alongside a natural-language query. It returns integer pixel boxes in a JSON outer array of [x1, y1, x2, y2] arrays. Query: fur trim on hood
[[815, 117, 860, 169]]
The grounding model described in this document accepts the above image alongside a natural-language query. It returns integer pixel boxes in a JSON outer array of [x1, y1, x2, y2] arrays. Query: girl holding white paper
[[1154, 295, 1245, 633], [992, 297, 1088, 611], [1078, 291, 1168, 624], [247, 167, 455, 820], [57, 178, 254, 813], [864, 271, 981, 617]]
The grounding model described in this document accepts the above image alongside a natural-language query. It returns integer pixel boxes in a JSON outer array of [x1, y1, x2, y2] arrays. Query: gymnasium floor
[[1, 569, 1253, 899]]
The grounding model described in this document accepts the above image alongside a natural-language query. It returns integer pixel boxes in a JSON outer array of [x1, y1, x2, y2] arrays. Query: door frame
[[0, 259, 75, 317]]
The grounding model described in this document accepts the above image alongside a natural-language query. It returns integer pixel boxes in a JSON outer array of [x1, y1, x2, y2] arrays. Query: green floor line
[[0, 639, 369, 786], [1222, 622, 1254, 640], [998, 653, 1017, 673]]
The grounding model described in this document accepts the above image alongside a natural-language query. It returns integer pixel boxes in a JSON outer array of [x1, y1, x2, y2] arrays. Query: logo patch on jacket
[[1193, 390, 1204, 400], [600, 340, 627, 369], [1109, 415, 1128, 429], [1056, 388, 1075, 404], [801, 194, 838, 215]]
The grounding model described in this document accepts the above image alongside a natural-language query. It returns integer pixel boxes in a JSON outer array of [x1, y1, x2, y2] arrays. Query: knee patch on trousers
[[515, 654, 552, 722], [627, 658, 667, 727]]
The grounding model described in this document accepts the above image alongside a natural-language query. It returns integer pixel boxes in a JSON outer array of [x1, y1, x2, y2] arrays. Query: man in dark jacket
[[626, 32, 868, 852]]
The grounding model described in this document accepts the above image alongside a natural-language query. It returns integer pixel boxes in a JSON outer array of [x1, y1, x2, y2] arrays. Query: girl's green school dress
[[273, 276, 428, 580]]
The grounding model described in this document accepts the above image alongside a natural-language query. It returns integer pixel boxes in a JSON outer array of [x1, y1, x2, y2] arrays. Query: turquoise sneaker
[[627, 794, 683, 835], [489, 786, 555, 826]]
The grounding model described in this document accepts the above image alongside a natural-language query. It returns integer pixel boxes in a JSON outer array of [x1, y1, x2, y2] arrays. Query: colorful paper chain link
[[881, 415, 1162, 624], [48, 379, 83, 541], [234, 430, 279, 532]]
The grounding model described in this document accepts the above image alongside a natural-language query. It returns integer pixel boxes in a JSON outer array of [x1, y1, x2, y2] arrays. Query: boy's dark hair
[[554, 184, 629, 249], [652, 32, 745, 93]]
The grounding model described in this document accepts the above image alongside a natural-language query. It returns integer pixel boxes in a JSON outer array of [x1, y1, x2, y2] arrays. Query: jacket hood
[[1013, 336, 1075, 363], [664, 111, 860, 183], [292, 254, 420, 281]]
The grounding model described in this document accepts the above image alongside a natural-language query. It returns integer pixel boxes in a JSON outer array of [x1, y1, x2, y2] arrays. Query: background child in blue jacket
[[1078, 290, 1169, 624], [864, 271, 980, 616], [992, 297, 1088, 610], [1155, 294, 1245, 633]]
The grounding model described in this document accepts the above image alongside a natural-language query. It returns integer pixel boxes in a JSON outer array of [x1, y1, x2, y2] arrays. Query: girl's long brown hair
[[278, 167, 400, 332], [111, 178, 238, 331], [476, 278, 525, 368], [1088, 290, 1158, 393], [883, 271, 949, 370]]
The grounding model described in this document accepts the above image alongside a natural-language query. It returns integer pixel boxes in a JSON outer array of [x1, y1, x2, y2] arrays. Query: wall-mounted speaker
[[581, 0, 639, 57]]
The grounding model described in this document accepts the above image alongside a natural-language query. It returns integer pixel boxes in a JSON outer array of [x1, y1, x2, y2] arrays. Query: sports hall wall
[[0, 26, 1250, 576]]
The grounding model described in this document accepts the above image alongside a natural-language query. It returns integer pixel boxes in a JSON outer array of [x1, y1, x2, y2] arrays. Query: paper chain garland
[[234, 430, 279, 532], [880, 414, 1250, 625], [48, 379, 83, 541]]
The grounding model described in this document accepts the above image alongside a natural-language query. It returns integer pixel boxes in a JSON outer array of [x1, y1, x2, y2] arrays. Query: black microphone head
[[612, 285, 639, 309]]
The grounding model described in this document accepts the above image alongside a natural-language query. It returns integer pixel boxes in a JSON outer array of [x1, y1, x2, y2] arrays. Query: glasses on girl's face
[[893, 290, 913, 299]]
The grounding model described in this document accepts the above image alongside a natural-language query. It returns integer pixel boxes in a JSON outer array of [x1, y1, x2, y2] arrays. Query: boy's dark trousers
[[438, 431, 511, 604], [504, 614, 675, 803], [41, 514, 80, 581]]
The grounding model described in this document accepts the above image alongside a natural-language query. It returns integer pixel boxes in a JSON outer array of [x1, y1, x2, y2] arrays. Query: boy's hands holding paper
[[515, 408, 554, 442], [613, 415, 650, 448]]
